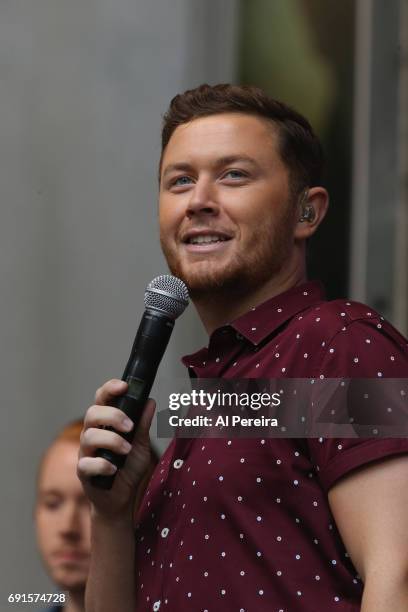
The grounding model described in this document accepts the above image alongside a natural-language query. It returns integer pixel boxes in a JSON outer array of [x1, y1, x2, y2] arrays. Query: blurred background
[[0, 0, 406, 606]]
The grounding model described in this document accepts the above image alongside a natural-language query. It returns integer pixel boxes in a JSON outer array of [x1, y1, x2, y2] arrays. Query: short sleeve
[[307, 437, 408, 492], [308, 316, 408, 491]]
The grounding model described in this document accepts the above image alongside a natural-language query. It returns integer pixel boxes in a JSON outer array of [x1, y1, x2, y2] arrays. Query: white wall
[[0, 1, 238, 606]]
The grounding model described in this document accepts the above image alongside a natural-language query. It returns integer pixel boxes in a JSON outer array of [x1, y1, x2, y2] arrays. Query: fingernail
[[122, 440, 132, 453], [122, 417, 134, 431], [114, 380, 127, 389], [108, 463, 118, 474]]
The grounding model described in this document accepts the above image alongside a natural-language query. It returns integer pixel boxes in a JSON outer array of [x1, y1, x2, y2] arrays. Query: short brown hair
[[36, 419, 83, 489], [54, 418, 83, 444], [160, 83, 324, 196]]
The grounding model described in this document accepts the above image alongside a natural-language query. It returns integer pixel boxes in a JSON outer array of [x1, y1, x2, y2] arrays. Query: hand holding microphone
[[77, 275, 189, 508]]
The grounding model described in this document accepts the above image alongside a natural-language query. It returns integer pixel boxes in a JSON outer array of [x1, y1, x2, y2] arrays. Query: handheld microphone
[[91, 274, 189, 489]]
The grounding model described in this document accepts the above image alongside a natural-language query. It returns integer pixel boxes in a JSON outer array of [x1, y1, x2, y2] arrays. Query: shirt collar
[[231, 280, 325, 345], [182, 280, 325, 367]]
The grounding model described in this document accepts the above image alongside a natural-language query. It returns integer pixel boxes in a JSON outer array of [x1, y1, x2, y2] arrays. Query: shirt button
[[161, 527, 170, 538], [153, 601, 161, 611], [173, 459, 184, 469]]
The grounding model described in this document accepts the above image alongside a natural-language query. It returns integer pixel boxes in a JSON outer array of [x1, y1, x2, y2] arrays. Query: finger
[[84, 404, 134, 434], [94, 379, 128, 405], [77, 456, 117, 479], [79, 427, 132, 459]]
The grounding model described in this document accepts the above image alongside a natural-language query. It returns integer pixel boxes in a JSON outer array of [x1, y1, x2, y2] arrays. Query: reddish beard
[[160, 203, 296, 300]]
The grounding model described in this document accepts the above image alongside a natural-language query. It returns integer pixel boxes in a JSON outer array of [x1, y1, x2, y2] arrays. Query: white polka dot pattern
[[133, 281, 408, 611]]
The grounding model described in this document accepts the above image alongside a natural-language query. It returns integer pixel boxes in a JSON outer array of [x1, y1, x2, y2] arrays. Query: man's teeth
[[189, 235, 228, 244]]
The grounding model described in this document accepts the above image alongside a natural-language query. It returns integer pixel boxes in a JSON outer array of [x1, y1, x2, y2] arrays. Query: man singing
[[78, 84, 408, 611]]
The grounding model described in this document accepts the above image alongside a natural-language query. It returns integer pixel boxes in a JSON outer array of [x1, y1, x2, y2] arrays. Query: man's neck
[[193, 266, 307, 335], [64, 589, 85, 612]]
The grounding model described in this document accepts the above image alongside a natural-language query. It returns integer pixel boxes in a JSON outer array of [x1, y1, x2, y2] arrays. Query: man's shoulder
[[294, 297, 408, 376], [304, 297, 381, 324], [300, 297, 404, 339], [285, 297, 381, 346], [288, 296, 408, 363]]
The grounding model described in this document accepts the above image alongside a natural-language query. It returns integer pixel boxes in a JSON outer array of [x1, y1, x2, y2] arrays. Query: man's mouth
[[52, 549, 89, 562], [181, 231, 233, 254], [182, 230, 233, 246], [187, 234, 230, 245]]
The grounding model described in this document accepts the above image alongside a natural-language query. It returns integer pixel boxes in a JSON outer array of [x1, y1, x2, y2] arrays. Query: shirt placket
[[154, 437, 195, 609]]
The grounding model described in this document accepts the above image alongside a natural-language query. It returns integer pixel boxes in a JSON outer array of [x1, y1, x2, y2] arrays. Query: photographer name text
[[168, 414, 278, 428]]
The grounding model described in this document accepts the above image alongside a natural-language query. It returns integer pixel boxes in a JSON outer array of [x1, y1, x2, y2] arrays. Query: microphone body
[[91, 275, 188, 489]]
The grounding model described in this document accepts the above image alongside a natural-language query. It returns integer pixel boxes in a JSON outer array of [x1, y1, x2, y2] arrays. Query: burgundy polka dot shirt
[[134, 281, 408, 611]]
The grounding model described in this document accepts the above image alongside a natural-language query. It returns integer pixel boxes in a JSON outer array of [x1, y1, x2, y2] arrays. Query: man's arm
[[328, 454, 408, 611], [87, 509, 136, 612], [77, 379, 156, 612]]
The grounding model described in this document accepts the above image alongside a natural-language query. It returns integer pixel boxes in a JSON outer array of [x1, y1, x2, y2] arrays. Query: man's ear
[[294, 186, 329, 240]]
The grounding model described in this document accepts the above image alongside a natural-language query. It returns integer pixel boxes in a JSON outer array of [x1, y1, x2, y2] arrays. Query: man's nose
[[186, 178, 220, 218], [59, 502, 81, 539]]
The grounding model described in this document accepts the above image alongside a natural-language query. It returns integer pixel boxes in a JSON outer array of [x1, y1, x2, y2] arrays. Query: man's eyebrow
[[162, 162, 194, 178], [162, 155, 259, 178], [214, 155, 259, 168], [38, 488, 62, 496]]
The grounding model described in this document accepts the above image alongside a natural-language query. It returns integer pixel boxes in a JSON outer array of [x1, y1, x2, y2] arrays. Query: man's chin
[[51, 568, 87, 592], [168, 261, 248, 296], [162, 244, 233, 289]]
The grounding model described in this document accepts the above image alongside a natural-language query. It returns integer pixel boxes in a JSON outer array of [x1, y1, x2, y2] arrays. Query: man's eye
[[172, 176, 193, 186], [223, 170, 246, 180], [43, 499, 62, 510]]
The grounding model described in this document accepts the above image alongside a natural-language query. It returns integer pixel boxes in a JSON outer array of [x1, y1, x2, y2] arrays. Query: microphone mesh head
[[144, 275, 189, 319]]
